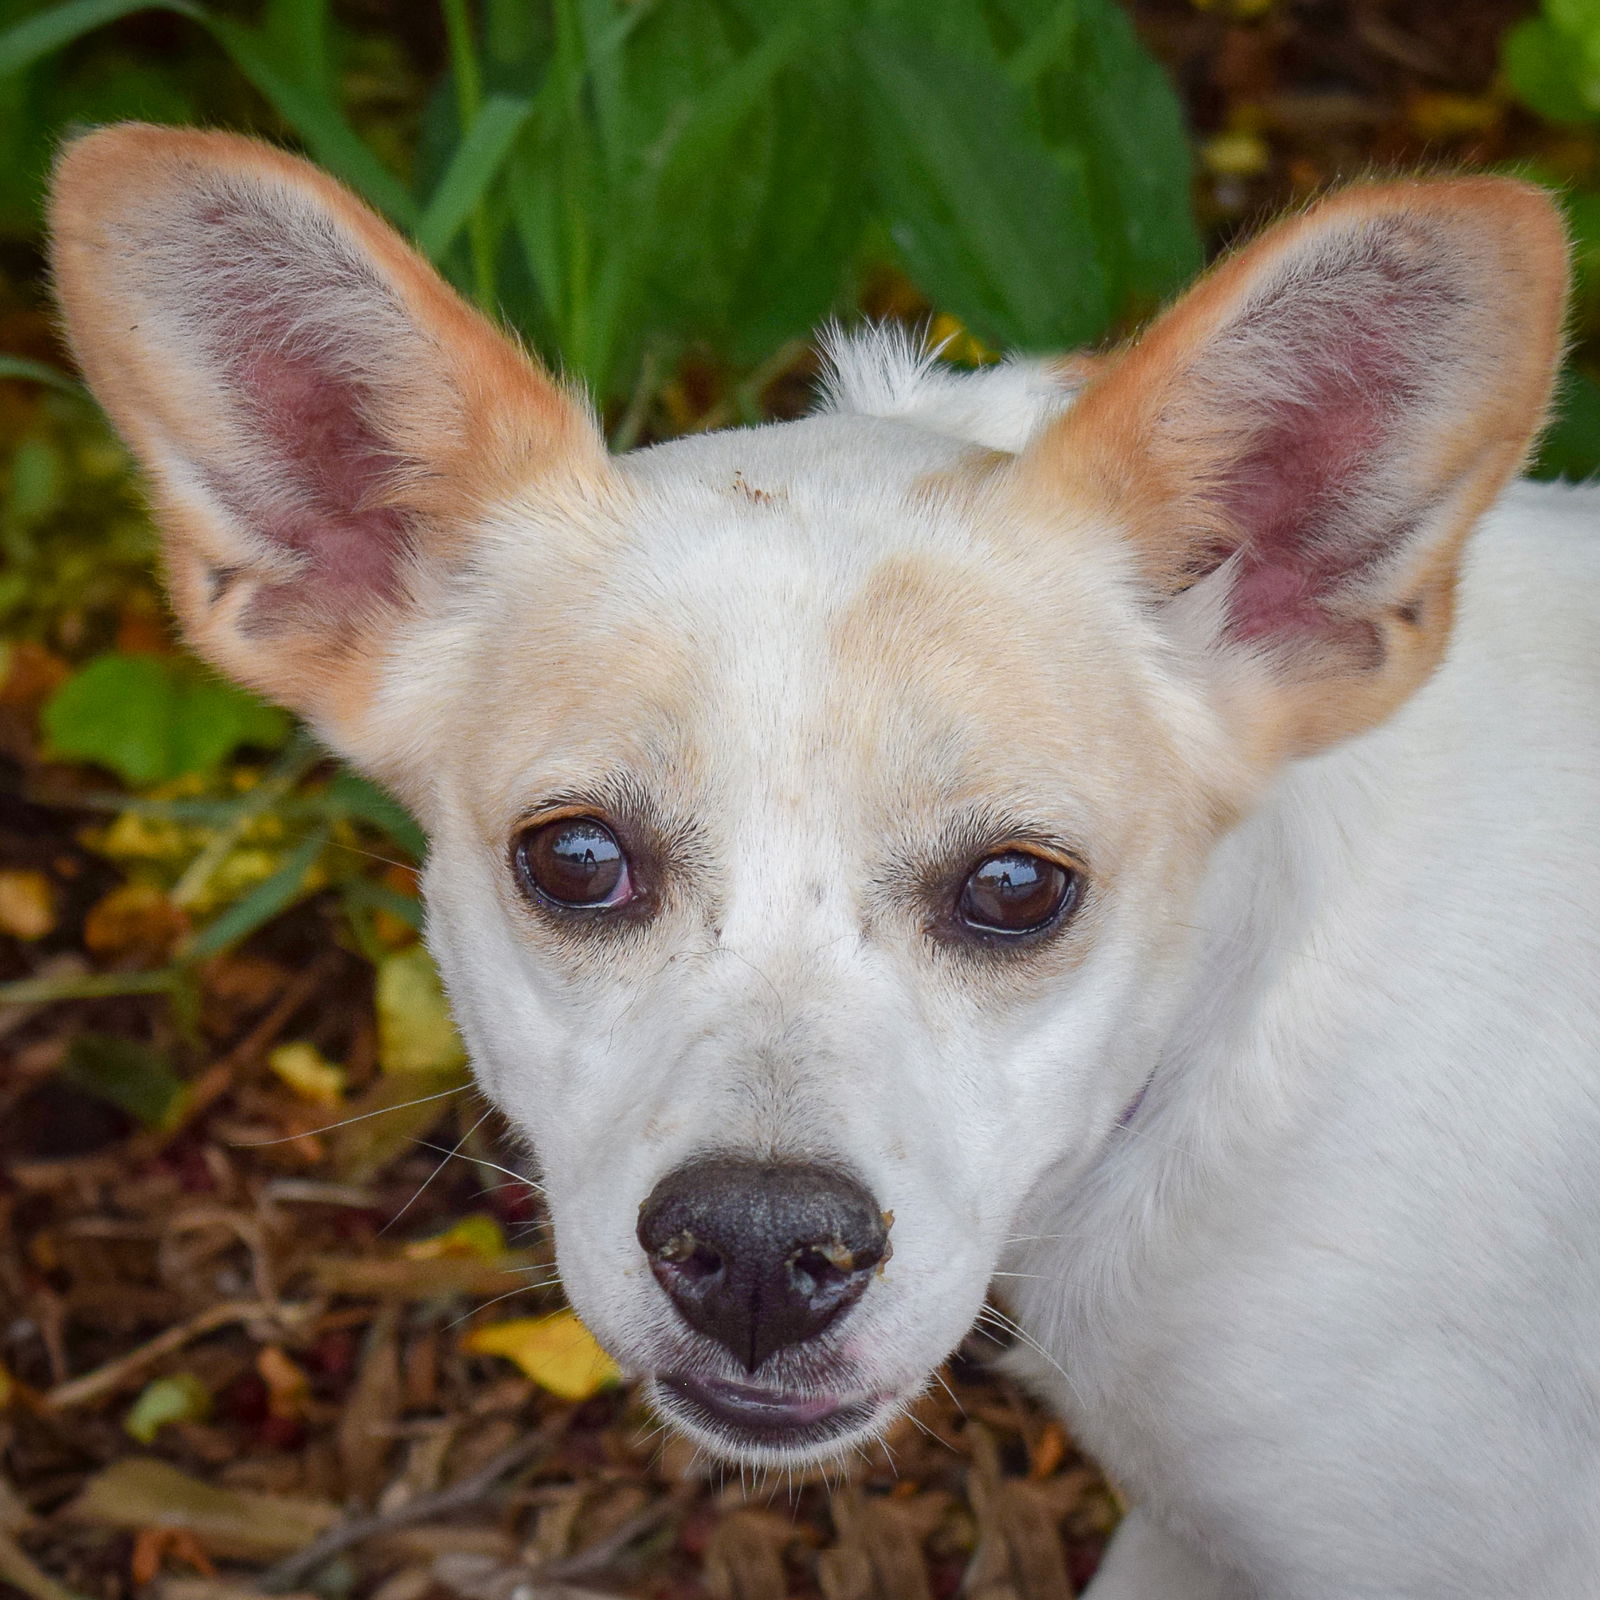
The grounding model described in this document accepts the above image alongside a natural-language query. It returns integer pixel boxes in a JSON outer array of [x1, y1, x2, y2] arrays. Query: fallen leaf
[[61, 1458, 337, 1559], [0, 870, 55, 940], [125, 1374, 212, 1443], [131, 1528, 216, 1585], [255, 1347, 311, 1420], [462, 1311, 620, 1401], [376, 946, 466, 1076], [403, 1214, 507, 1261], [0, 1528, 91, 1600], [267, 1042, 347, 1108], [82, 881, 187, 959]]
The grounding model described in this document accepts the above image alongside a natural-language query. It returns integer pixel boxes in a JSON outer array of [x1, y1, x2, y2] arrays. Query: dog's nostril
[[636, 1156, 887, 1372], [654, 1230, 723, 1283]]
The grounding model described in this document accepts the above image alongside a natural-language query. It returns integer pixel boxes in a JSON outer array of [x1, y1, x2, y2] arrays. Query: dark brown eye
[[514, 817, 634, 909], [958, 850, 1079, 936]]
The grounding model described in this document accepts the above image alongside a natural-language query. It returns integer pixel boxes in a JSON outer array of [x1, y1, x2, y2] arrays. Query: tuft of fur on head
[[815, 321, 1084, 455]]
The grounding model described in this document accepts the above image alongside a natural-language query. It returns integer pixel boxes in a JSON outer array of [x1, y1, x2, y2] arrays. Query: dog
[[49, 125, 1600, 1596]]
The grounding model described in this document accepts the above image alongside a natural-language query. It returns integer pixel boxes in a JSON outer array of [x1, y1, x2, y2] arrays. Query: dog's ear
[[1023, 178, 1568, 756], [49, 124, 604, 768]]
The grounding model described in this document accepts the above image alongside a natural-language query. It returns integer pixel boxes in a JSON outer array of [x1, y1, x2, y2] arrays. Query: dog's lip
[[655, 1372, 879, 1442]]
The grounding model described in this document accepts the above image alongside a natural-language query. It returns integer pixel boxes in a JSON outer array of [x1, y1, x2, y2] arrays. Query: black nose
[[636, 1156, 888, 1372]]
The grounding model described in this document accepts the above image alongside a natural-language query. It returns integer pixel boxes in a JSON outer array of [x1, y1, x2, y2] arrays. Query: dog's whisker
[[931, 1366, 966, 1419], [413, 1140, 544, 1193], [904, 1406, 957, 1456], [977, 1303, 1086, 1409], [382, 1110, 492, 1234], [230, 1084, 470, 1146], [442, 1279, 560, 1329]]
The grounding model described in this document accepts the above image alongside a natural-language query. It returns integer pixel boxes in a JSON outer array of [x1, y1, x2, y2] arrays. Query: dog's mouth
[[651, 1372, 888, 1457]]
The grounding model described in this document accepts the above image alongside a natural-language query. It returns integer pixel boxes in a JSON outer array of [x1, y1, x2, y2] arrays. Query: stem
[[169, 730, 320, 909], [0, 969, 180, 1006], [440, 0, 498, 309]]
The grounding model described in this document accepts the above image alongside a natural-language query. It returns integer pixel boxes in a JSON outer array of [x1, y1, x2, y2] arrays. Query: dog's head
[[50, 127, 1566, 1463]]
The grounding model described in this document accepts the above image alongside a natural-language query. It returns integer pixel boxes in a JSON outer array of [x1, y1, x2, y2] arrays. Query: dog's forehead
[[453, 412, 1185, 842]]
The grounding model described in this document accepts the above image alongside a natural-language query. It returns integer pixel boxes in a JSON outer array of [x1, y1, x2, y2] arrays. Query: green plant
[[0, 0, 1200, 407]]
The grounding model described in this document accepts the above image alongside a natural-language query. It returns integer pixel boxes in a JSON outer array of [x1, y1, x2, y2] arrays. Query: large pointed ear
[[49, 124, 604, 762], [1022, 178, 1568, 756]]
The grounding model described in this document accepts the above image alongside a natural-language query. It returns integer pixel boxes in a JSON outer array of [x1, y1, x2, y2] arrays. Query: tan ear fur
[[49, 124, 606, 737], [1020, 178, 1569, 758]]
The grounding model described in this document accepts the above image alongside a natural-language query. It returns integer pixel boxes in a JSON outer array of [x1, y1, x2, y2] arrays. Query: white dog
[[50, 126, 1599, 1597]]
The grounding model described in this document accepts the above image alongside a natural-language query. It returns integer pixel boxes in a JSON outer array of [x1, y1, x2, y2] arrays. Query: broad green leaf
[[0, 355, 80, 393], [1033, 0, 1200, 311], [170, 675, 292, 776], [64, 1034, 188, 1130], [1503, 16, 1599, 124], [1533, 366, 1600, 480], [862, 27, 1108, 350], [42, 653, 289, 786]]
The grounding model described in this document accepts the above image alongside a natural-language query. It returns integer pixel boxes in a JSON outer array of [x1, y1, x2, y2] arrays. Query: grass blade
[[0, 0, 198, 77], [202, 15, 418, 225], [415, 92, 533, 263], [0, 355, 82, 393], [184, 824, 330, 962]]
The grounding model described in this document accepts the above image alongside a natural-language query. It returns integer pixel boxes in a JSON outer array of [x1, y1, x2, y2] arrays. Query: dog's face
[[50, 128, 1566, 1463], [413, 406, 1241, 1458]]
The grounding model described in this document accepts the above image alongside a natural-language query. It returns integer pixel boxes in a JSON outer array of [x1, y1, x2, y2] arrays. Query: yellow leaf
[[404, 1213, 507, 1261], [376, 946, 467, 1076], [0, 870, 55, 941], [267, 1042, 346, 1108], [463, 1310, 620, 1400]]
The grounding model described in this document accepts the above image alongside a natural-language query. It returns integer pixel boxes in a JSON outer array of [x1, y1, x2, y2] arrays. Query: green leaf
[[64, 1033, 189, 1130], [1503, 16, 1598, 124], [862, 26, 1108, 349], [200, 14, 418, 225], [416, 92, 533, 261], [1533, 365, 1600, 480], [1031, 0, 1200, 311], [125, 1373, 211, 1442], [42, 653, 290, 786]]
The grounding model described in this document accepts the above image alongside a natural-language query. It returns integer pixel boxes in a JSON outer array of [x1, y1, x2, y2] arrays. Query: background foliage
[[0, 2, 1596, 1598]]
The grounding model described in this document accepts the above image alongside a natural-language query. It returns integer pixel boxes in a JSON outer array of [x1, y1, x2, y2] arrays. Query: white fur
[[372, 315, 1600, 1590]]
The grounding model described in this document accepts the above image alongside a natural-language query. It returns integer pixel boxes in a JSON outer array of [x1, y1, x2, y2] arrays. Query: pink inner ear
[[1200, 240, 1452, 649], [236, 341, 410, 610], [189, 195, 416, 624]]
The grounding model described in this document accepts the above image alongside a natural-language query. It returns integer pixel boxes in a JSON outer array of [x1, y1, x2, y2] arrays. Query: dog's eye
[[958, 850, 1079, 936], [514, 817, 634, 910]]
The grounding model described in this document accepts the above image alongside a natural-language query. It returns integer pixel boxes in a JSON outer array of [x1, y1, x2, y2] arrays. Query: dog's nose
[[637, 1156, 888, 1372]]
